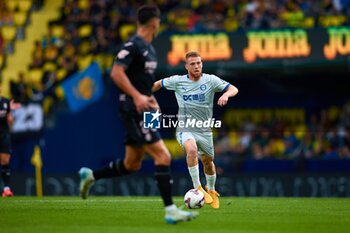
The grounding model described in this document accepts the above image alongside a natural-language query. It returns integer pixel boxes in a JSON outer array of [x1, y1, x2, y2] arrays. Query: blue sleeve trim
[[222, 83, 230, 92], [180, 132, 183, 145], [161, 79, 164, 88]]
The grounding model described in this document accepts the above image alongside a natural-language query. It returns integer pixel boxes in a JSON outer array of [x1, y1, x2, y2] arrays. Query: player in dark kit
[[0, 84, 20, 197], [78, 5, 198, 224]]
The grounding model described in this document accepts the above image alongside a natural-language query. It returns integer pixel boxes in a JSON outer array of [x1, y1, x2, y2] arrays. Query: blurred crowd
[[3, 0, 350, 103], [165, 0, 350, 32], [215, 101, 350, 170]]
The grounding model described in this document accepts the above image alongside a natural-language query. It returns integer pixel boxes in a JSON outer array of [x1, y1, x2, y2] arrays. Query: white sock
[[188, 165, 201, 188], [205, 173, 216, 191], [165, 204, 177, 213]]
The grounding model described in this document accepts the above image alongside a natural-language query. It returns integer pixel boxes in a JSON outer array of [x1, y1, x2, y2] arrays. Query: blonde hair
[[185, 51, 201, 61]]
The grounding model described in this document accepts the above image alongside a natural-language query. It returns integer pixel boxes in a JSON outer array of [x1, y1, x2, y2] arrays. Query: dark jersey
[[0, 97, 10, 133], [113, 35, 158, 97], [113, 35, 162, 145]]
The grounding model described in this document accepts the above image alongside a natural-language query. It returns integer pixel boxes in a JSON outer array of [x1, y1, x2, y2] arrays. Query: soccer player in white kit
[[152, 51, 238, 208]]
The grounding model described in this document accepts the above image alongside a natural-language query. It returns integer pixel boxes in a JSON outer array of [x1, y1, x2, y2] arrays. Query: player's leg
[[200, 154, 216, 187], [184, 138, 201, 188], [94, 145, 145, 179], [144, 139, 198, 224], [177, 132, 212, 204], [79, 146, 144, 199], [0, 134, 13, 197], [197, 133, 220, 208], [79, 108, 147, 199], [199, 154, 220, 208], [1, 152, 13, 197], [177, 132, 201, 188]]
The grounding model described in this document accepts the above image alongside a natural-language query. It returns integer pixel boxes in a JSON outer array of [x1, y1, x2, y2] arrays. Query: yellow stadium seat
[[13, 12, 27, 27], [105, 54, 114, 68], [56, 69, 67, 81], [78, 0, 89, 10], [51, 25, 64, 38], [18, 0, 32, 12], [228, 132, 239, 146], [55, 86, 65, 100], [327, 106, 341, 122], [5, 0, 17, 11], [191, 0, 200, 8], [1, 26, 17, 41], [78, 24, 92, 38], [119, 24, 136, 42], [158, 24, 167, 34], [78, 55, 93, 70], [28, 69, 43, 84], [43, 62, 57, 72], [0, 54, 4, 68], [79, 40, 92, 55], [295, 124, 307, 140], [224, 18, 239, 32], [270, 139, 285, 157], [303, 17, 315, 28], [43, 96, 54, 114]]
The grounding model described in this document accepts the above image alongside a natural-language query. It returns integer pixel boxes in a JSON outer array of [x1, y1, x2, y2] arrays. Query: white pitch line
[[7, 199, 162, 203]]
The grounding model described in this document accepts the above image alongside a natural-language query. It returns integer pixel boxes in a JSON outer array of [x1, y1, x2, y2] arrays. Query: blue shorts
[[0, 133, 11, 154]]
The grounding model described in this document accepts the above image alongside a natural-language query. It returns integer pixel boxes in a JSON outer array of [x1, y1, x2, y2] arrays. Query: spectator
[[29, 40, 44, 69], [340, 100, 350, 128], [10, 72, 30, 103]]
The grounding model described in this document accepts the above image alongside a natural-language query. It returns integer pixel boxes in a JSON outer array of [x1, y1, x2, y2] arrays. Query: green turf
[[0, 197, 349, 233]]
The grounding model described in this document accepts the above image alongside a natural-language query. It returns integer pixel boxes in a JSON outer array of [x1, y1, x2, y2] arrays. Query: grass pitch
[[1, 197, 349, 233]]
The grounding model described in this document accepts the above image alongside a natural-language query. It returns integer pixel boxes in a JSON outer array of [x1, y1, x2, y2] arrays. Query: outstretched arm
[[152, 80, 162, 93], [10, 99, 21, 110], [217, 85, 238, 106]]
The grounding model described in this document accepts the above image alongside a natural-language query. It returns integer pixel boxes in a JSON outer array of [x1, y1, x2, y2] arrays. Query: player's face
[[151, 18, 160, 39], [185, 56, 203, 79]]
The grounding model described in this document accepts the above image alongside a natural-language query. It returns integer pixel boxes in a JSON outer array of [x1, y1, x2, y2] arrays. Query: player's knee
[[124, 161, 142, 172], [155, 149, 171, 165], [0, 155, 10, 165], [201, 157, 214, 166], [186, 147, 197, 159]]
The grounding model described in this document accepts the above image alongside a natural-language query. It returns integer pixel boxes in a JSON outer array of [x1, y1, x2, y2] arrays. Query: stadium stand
[[2, 0, 350, 169]]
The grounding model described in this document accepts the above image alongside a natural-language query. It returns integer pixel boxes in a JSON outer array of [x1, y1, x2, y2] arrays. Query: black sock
[[1, 164, 11, 187], [155, 165, 174, 207], [93, 159, 130, 180]]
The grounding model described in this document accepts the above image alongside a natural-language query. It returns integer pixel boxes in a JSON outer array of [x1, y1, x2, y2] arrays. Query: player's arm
[[217, 84, 238, 106], [153, 76, 177, 93], [10, 99, 21, 110], [152, 80, 162, 93], [110, 64, 153, 113], [7, 111, 14, 126]]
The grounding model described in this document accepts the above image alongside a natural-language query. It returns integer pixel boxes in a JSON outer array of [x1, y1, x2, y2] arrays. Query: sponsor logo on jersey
[[183, 94, 205, 102], [144, 61, 157, 74], [117, 49, 130, 59]]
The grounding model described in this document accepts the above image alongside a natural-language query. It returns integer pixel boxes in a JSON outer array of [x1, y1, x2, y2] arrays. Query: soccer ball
[[184, 189, 205, 209]]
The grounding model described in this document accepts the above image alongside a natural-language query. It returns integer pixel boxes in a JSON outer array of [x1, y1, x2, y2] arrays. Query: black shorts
[[0, 132, 11, 154], [119, 98, 161, 146]]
